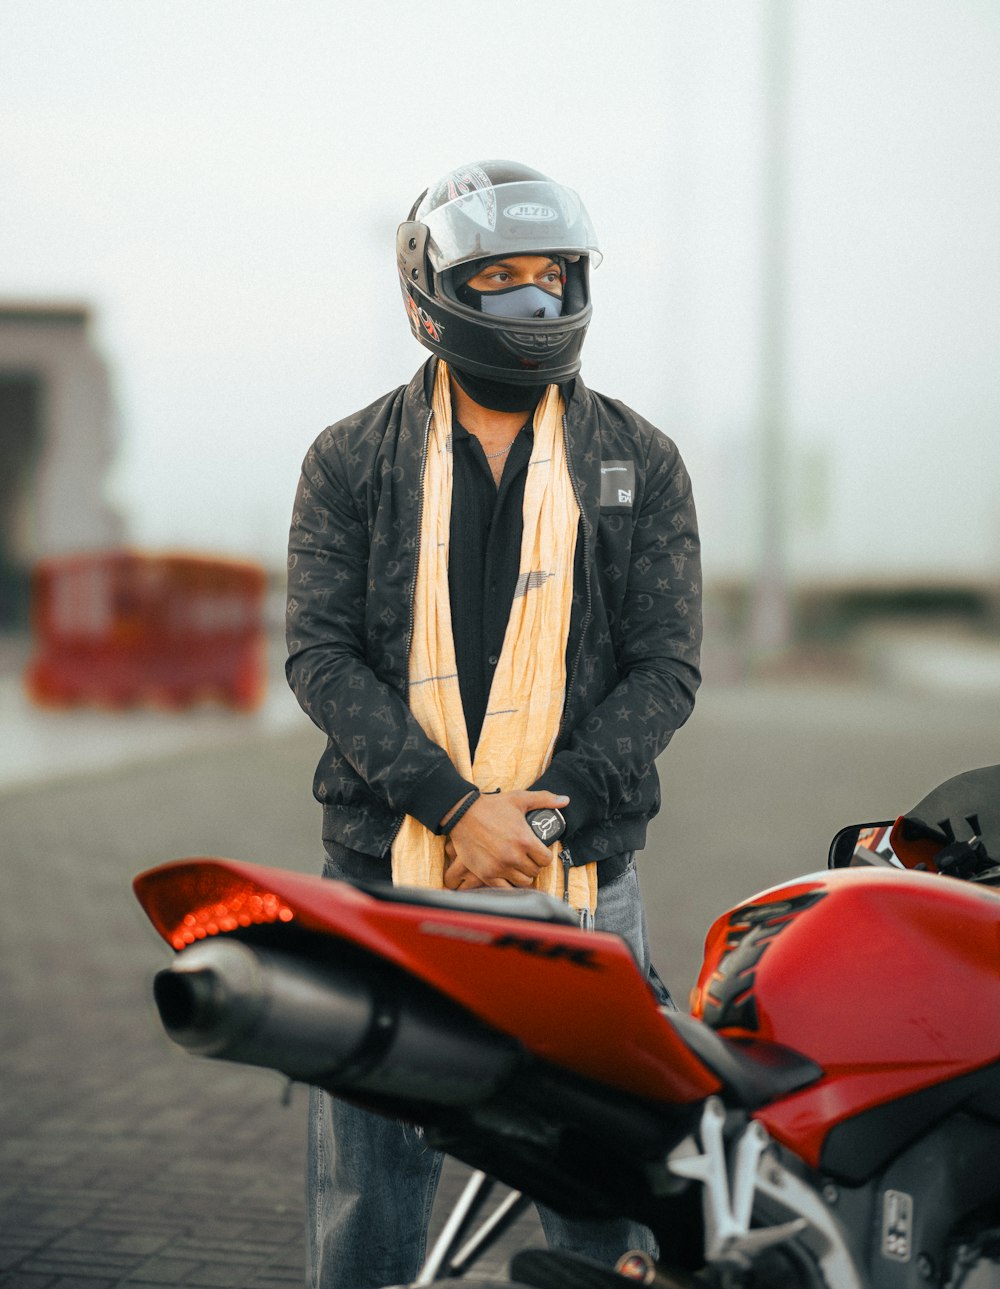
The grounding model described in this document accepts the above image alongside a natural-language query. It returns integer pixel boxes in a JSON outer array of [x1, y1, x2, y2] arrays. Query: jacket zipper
[[561, 845, 574, 900], [388, 406, 434, 850], [560, 413, 596, 931], [559, 411, 593, 742], [561, 844, 594, 929]]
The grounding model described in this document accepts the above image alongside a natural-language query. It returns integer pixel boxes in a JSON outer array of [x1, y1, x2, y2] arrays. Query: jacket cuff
[[529, 759, 601, 839], [402, 760, 477, 834]]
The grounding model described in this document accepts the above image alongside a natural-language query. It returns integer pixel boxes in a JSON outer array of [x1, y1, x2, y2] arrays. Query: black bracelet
[[440, 788, 481, 834]]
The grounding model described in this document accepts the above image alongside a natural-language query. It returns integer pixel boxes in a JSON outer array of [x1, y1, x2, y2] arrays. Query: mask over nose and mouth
[[456, 280, 564, 320]]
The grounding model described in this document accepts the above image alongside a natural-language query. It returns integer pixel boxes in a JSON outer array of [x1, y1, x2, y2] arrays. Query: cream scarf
[[390, 361, 597, 916]]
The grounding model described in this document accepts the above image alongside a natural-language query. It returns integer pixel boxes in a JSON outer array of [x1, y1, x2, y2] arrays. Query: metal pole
[[748, 0, 794, 658]]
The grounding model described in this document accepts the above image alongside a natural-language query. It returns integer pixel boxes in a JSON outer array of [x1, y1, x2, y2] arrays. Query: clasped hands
[[440, 789, 569, 891]]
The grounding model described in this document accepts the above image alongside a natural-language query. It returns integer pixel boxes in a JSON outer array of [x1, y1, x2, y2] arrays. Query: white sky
[[3, 0, 999, 581]]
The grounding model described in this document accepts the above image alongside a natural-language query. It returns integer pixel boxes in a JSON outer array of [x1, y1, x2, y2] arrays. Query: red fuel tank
[[690, 867, 1000, 1171]]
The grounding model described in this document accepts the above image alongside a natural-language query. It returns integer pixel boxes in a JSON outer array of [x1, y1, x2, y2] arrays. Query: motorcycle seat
[[345, 878, 582, 927], [669, 1011, 823, 1108]]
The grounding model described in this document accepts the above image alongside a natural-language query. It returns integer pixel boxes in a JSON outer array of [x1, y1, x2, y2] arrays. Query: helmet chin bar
[[399, 274, 591, 385], [496, 323, 576, 362]]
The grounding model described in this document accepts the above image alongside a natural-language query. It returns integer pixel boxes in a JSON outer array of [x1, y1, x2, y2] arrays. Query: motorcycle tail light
[[134, 865, 295, 950], [169, 889, 294, 950]]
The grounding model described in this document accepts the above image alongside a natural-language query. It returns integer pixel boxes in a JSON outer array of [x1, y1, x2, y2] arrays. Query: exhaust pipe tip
[[153, 965, 219, 1032], [152, 938, 264, 1055]]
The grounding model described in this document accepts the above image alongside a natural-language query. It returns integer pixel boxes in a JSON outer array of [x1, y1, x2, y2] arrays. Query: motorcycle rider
[[286, 159, 702, 1288]]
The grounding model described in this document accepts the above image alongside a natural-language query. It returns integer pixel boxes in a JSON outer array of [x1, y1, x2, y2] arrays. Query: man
[[286, 160, 701, 1288]]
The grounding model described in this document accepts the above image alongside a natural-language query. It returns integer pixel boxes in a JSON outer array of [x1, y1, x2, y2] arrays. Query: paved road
[[2, 670, 998, 1287]]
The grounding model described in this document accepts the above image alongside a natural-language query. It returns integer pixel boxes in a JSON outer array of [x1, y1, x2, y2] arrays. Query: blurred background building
[[0, 304, 122, 627]]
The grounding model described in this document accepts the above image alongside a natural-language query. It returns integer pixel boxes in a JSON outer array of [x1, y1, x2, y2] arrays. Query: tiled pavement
[[6, 629, 1000, 1288], [1, 728, 319, 1288], [0, 721, 540, 1288]]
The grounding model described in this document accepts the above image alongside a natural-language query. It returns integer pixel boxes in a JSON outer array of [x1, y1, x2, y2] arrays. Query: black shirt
[[447, 419, 532, 757]]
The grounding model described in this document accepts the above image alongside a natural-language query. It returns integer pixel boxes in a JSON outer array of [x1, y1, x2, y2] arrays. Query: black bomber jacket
[[286, 359, 702, 866]]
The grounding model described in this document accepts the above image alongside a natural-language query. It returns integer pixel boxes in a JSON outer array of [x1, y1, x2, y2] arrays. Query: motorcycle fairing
[[819, 1055, 1000, 1183], [134, 858, 721, 1106], [691, 866, 1000, 1173]]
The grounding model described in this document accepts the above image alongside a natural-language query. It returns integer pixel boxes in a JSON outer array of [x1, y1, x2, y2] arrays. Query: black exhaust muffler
[[153, 938, 520, 1106]]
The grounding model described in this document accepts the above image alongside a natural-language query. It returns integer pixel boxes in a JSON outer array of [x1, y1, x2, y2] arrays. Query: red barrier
[[25, 551, 268, 711]]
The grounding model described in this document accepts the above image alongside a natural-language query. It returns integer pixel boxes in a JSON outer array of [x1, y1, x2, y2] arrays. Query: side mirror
[[828, 822, 902, 870], [830, 767, 1000, 881]]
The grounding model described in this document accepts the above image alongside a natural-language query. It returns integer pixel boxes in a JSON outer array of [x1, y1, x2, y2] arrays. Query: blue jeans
[[307, 854, 673, 1289]]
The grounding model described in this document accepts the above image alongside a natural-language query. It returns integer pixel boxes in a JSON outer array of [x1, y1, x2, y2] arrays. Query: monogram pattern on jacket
[[286, 360, 702, 859]]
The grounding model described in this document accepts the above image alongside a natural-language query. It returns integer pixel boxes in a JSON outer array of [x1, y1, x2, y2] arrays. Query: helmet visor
[[420, 179, 602, 272]]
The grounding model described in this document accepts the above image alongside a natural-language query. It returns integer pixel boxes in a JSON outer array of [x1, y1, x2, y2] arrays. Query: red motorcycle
[[133, 766, 1000, 1289]]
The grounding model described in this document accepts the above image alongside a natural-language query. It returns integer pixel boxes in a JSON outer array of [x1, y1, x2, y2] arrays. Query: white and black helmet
[[396, 160, 601, 385]]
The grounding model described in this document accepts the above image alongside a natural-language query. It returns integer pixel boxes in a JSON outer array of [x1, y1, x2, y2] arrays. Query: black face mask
[[450, 365, 548, 413]]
